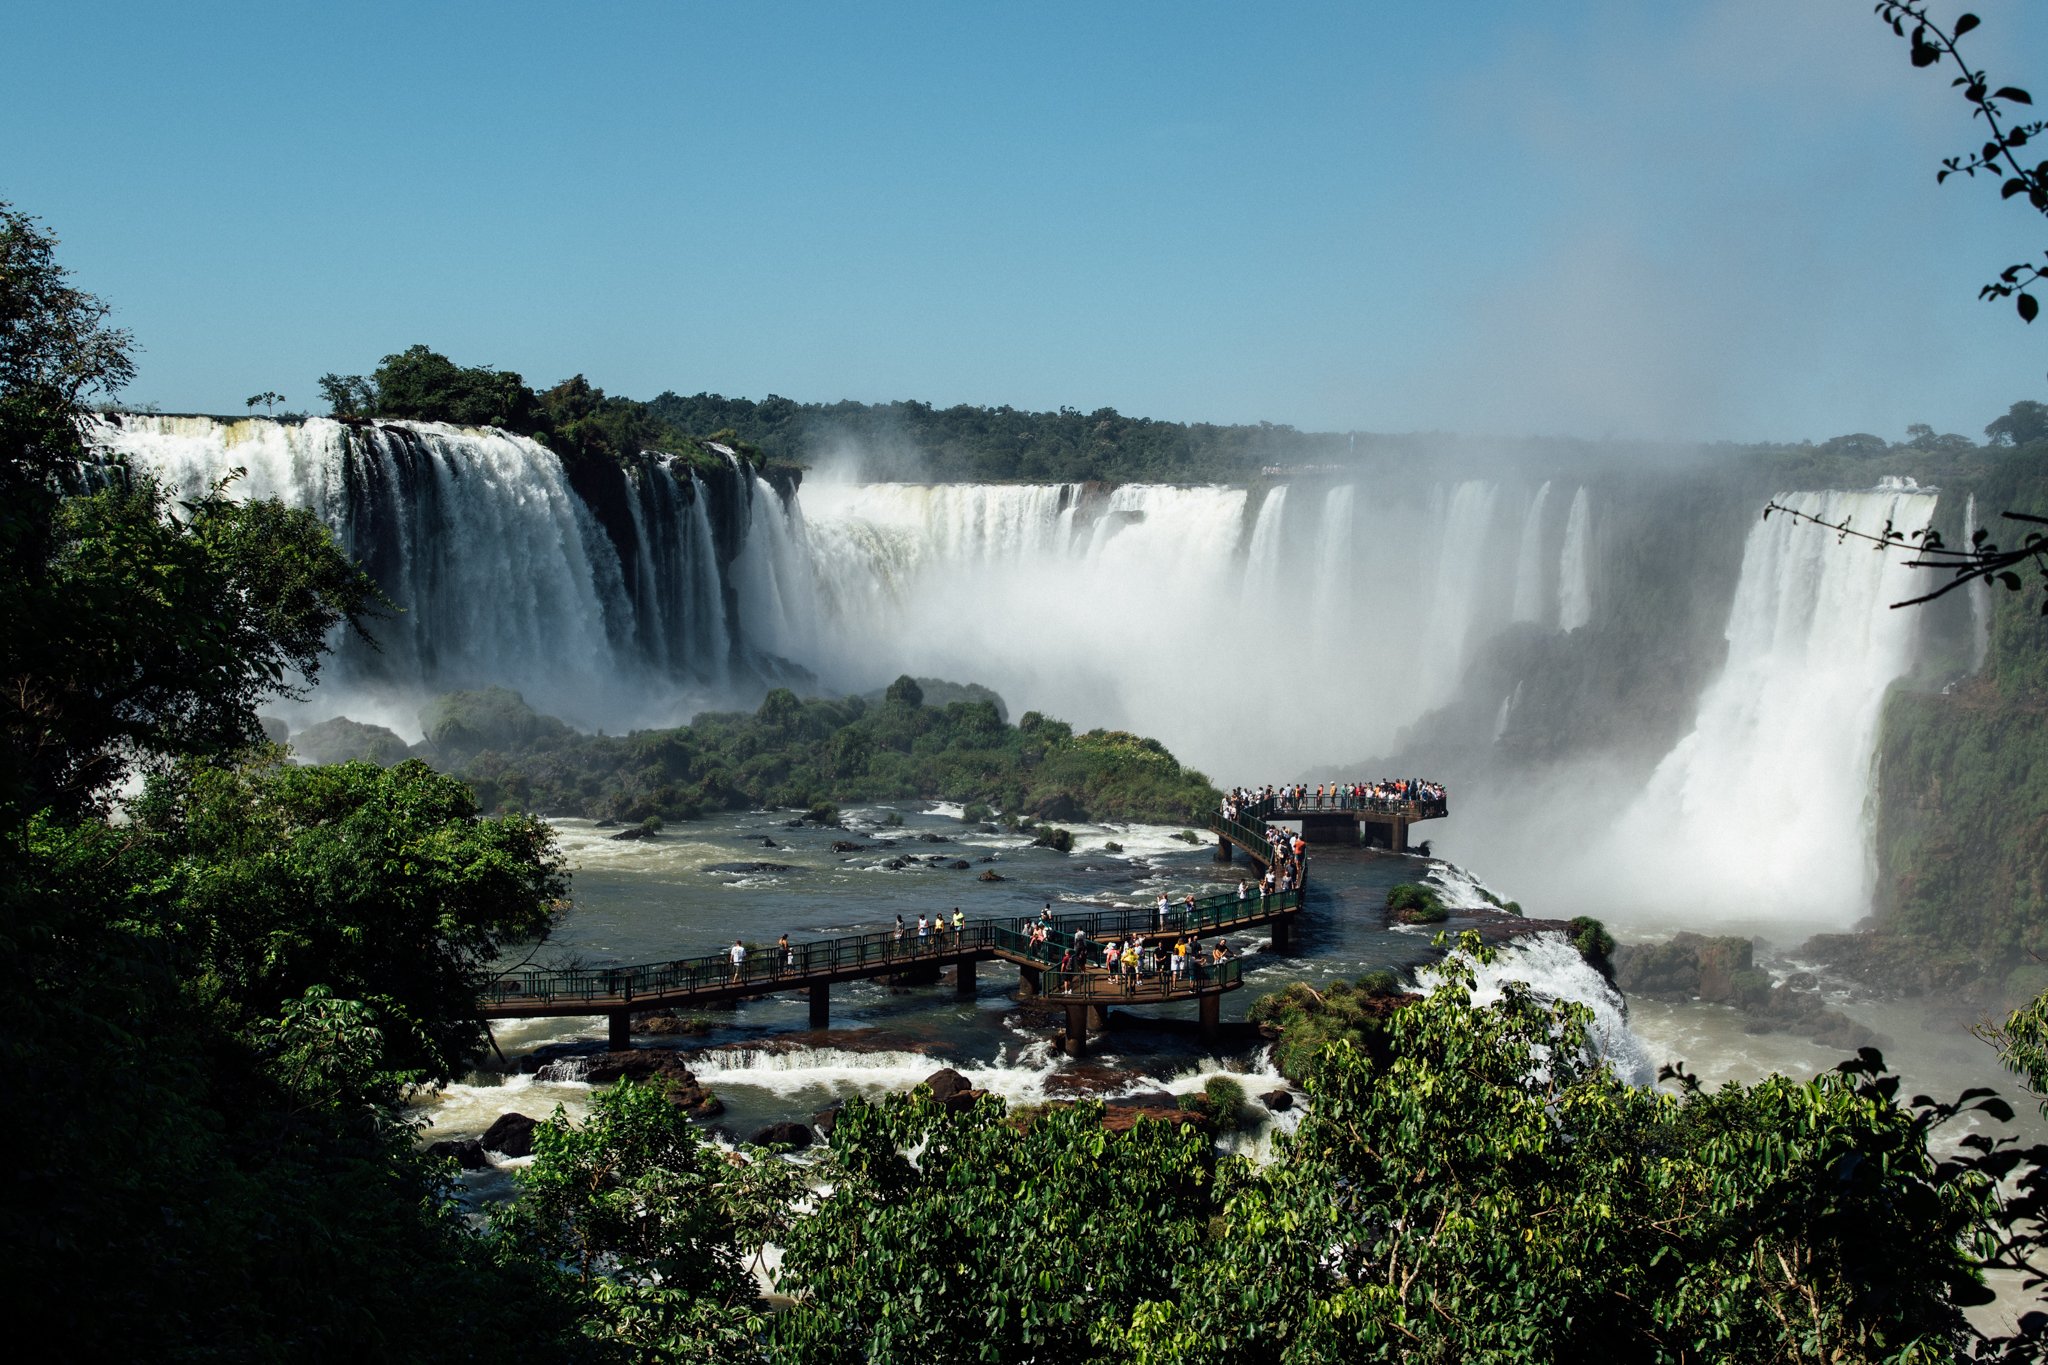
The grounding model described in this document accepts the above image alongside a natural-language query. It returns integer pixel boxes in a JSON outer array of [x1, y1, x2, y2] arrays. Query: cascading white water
[[1510, 480, 1553, 624], [1419, 932, 1655, 1087], [88, 415, 757, 736], [1557, 486, 1592, 631], [1965, 493, 1992, 673], [1592, 487, 1936, 929]]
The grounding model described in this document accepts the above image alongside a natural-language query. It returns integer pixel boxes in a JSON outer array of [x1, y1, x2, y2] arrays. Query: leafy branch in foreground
[[1875, 4, 2048, 321], [1762, 498, 2048, 611]]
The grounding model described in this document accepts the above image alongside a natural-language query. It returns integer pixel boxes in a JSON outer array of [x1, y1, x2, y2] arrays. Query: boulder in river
[[811, 1105, 842, 1139], [921, 1068, 972, 1103], [948, 859, 971, 870], [481, 1112, 540, 1158], [978, 869, 1005, 882], [832, 840, 868, 852], [751, 1121, 814, 1150], [1261, 1089, 1295, 1113], [424, 1137, 491, 1170]]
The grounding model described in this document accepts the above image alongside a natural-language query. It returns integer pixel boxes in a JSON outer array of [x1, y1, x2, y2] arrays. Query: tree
[[0, 206, 378, 813], [371, 343, 543, 433], [318, 370, 376, 418], [244, 390, 285, 413], [495, 1081, 796, 1362], [1985, 399, 2048, 447], [1876, 4, 2048, 323]]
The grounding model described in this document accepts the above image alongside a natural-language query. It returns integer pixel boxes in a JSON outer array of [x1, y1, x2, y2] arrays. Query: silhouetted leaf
[[1953, 13, 1980, 37], [1999, 571, 2024, 590], [1995, 86, 2033, 104], [2020, 292, 2040, 322], [2004, 177, 2030, 198]]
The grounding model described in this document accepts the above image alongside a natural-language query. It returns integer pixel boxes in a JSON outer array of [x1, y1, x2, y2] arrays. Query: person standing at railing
[[952, 908, 964, 940], [916, 913, 930, 949], [778, 933, 792, 975], [728, 938, 746, 985]]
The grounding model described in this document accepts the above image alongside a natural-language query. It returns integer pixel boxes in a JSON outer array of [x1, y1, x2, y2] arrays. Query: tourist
[[728, 938, 746, 984], [894, 913, 905, 942], [778, 932, 792, 973], [916, 913, 929, 944], [1156, 891, 1170, 929], [952, 908, 965, 939]]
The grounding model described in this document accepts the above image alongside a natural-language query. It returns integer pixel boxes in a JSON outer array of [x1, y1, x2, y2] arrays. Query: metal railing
[[1234, 792, 1448, 820], [484, 885, 1298, 1011]]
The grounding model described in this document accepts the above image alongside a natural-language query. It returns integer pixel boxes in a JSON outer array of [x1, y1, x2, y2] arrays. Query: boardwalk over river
[[485, 885, 1303, 1056]]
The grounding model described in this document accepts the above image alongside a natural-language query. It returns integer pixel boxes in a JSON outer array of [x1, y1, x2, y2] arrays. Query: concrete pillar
[[955, 958, 977, 998], [1086, 1004, 1110, 1031], [1214, 833, 1232, 863], [1391, 816, 1407, 854], [1270, 916, 1293, 955], [1199, 992, 1220, 1040], [608, 1010, 632, 1051], [809, 982, 830, 1029], [1063, 1003, 1089, 1058], [1018, 965, 1042, 999]]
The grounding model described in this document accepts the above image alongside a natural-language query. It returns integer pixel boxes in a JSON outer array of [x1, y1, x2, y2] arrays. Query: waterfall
[[1965, 493, 1991, 673], [87, 415, 772, 735], [1595, 487, 1936, 929], [1557, 487, 1592, 631], [1416, 481, 1505, 701], [1510, 481, 1553, 624], [1240, 486, 1289, 607]]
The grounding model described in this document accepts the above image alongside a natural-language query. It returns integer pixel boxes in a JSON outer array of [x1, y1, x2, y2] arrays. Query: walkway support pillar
[[1086, 1004, 1110, 1032], [608, 1010, 632, 1051], [1199, 992, 1220, 1040], [1215, 834, 1232, 863], [1270, 916, 1293, 955], [955, 958, 976, 998], [809, 982, 830, 1029], [1018, 965, 1042, 999], [1063, 1003, 1089, 1058], [1390, 816, 1408, 854]]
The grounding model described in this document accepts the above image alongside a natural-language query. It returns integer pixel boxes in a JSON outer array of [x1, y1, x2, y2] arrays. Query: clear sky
[[6, 1, 2044, 443]]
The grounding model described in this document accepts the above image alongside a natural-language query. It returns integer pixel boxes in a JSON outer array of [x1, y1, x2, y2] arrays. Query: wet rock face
[[1612, 932, 1754, 1003], [1261, 1089, 1294, 1112], [751, 1121, 814, 1150], [922, 1068, 972, 1102], [481, 1112, 540, 1158]]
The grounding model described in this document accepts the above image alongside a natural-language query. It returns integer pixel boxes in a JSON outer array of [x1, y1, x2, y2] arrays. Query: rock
[[832, 840, 868, 853], [1785, 971, 1819, 992], [922, 1068, 973, 1103], [1612, 932, 1754, 1003], [704, 861, 796, 874], [948, 859, 971, 870], [885, 858, 908, 870], [924, 854, 949, 865], [978, 870, 1005, 882], [610, 826, 657, 841], [633, 1013, 710, 1036], [979, 855, 996, 863], [481, 1112, 540, 1158], [1261, 1088, 1294, 1112], [1099, 1105, 1213, 1136], [592, 818, 618, 828], [424, 1137, 491, 1170], [811, 1105, 842, 1139], [1031, 792, 1085, 823], [919, 833, 951, 844], [751, 1121, 814, 1150], [762, 837, 779, 848]]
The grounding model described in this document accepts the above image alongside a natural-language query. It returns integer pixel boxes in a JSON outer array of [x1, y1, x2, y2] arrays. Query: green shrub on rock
[[1386, 882, 1448, 924]]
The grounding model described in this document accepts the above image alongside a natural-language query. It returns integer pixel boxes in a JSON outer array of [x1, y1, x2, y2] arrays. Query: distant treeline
[[304, 343, 2048, 485]]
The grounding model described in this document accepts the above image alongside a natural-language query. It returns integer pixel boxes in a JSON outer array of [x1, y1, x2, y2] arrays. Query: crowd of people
[[1222, 778, 1448, 821]]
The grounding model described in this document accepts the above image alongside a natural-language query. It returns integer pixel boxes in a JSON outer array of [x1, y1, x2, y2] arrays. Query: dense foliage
[[410, 680, 1221, 827], [3, 204, 582, 1360], [482, 937, 2048, 1363]]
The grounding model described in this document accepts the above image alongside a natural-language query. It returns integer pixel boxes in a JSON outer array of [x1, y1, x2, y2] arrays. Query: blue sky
[[7, 1, 2044, 442]]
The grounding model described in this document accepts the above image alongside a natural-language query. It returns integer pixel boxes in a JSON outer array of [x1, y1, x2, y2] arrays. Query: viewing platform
[[1211, 791, 1447, 862], [482, 886, 1303, 1057]]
